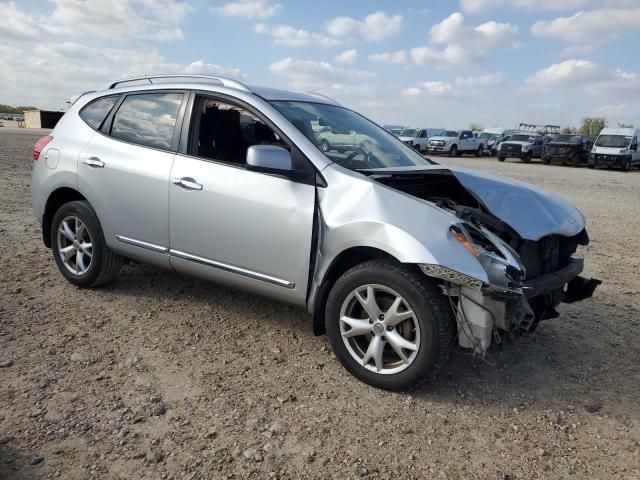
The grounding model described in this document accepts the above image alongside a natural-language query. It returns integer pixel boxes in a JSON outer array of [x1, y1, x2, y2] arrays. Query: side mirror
[[246, 145, 292, 174]]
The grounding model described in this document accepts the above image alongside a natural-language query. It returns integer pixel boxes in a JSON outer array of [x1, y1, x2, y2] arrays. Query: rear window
[[110, 92, 183, 150], [79, 95, 119, 130]]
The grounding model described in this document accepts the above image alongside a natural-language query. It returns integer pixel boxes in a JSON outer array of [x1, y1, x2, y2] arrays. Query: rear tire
[[325, 260, 454, 391], [498, 155, 506, 162], [51, 200, 122, 288], [475, 145, 483, 157]]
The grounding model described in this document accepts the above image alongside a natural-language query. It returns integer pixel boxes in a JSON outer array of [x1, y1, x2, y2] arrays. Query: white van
[[590, 127, 639, 171], [478, 127, 519, 156]]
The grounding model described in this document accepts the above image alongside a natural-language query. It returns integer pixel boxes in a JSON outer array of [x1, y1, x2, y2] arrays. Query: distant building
[[24, 110, 64, 129]]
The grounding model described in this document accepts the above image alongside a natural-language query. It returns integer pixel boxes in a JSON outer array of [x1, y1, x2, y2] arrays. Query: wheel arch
[[42, 187, 88, 247], [310, 246, 399, 336]]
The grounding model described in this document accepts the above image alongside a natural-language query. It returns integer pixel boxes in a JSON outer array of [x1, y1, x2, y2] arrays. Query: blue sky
[[2, 0, 640, 128]]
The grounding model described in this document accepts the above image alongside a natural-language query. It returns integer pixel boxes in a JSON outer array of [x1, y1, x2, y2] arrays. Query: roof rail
[[105, 75, 251, 93]]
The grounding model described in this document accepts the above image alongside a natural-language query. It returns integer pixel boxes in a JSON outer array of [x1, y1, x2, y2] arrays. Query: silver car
[[31, 75, 600, 390]]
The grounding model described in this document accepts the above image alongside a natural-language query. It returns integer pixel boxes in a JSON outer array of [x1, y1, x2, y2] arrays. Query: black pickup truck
[[543, 134, 593, 166]]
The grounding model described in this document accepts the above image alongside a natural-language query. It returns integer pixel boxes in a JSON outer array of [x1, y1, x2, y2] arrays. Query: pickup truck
[[397, 128, 433, 152], [543, 134, 593, 166], [426, 130, 485, 157], [497, 133, 545, 162]]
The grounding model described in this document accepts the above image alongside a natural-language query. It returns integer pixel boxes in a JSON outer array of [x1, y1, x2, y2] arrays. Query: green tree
[[617, 122, 634, 128], [561, 126, 577, 134], [578, 117, 606, 136], [469, 122, 484, 132]]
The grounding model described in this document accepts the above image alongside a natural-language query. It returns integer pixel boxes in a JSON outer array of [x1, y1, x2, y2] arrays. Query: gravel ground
[[1, 129, 639, 480]]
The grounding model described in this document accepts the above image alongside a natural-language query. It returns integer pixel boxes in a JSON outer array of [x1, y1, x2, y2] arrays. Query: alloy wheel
[[57, 216, 93, 275], [339, 284, 420, 375]]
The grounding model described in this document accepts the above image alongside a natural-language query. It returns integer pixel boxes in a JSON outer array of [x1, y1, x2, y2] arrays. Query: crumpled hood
[[362, 165, 586, 241]]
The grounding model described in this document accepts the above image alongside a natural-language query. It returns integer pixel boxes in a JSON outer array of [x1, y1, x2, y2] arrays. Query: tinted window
[[192, 96, 285, 164], [80, 95, 119, 130], [110, 92, 183, 150]]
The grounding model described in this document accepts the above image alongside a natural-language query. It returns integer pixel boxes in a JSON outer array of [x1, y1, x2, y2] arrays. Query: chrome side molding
[[114, 235, 294, 289], [170, 249, 295, 289], [115, 235, 168, 253]]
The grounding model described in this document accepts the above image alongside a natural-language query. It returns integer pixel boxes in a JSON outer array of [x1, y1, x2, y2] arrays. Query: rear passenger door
[[168, 93, 316, 305], [78, 90, 187, 267]]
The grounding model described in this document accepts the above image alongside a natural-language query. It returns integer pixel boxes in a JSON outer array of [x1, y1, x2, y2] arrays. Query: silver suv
[[31, 75, 600, 390]]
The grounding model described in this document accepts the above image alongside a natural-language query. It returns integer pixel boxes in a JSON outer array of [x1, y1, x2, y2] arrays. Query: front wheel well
[[311, 246, 397, 336], [42, 188, 87, 247]]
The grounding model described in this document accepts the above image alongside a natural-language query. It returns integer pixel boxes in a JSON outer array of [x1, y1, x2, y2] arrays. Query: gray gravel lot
[[1, 129, 639, 479]]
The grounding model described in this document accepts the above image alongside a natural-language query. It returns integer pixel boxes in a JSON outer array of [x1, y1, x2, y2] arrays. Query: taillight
[[33, 135, 54, 160]]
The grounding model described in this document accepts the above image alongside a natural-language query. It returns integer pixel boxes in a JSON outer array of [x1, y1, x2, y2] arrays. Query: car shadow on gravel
[[0, 443, 42, 480]]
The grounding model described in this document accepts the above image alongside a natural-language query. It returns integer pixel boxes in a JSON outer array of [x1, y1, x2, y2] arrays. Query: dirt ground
[[1, 128, 639, 480]]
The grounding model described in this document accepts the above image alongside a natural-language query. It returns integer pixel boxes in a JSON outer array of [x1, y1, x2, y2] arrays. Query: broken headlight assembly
[[419, 223, 526, 294]]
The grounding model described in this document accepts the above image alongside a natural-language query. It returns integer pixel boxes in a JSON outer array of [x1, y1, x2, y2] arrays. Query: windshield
[[595, 134, 632, 148], [479, 132, 498, 140], [400, 128, 418, 137], [509, 134, 534, 142], [270, 101, 433, 170], [553, 135, 582, 143]]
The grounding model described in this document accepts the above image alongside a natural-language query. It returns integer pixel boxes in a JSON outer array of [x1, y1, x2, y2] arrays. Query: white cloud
[[254, 23, 341, 47], [402, 81, 454, 96], [326, 11, 403, 42], [460, 0, 590, 13], [411, 13, 518, 68], [526, 59, 599, 87], [334, 49, 358, 64], [460, 0, 639, 12], [214, 0, 282, 19], [269, 57, 374, 92], [0, 0, 189, 42], [368, 50, 407, 65], [0, 41, 246, 109], [531, 8, 640, 45], [455, 72, 504, 87]]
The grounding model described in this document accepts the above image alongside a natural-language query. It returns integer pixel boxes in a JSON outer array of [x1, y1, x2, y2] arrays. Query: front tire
[[325, 260, 454, 391], [51, 200, 122, 288], [448, 145, 458, 157], [476, 145, 483, 157], [498, 155, 506, 162]]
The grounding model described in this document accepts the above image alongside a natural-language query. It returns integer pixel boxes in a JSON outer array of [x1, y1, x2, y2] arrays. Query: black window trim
[[99, 89, 188, 154], [79, 94, 122, 131], [176, 89, 319, 186]]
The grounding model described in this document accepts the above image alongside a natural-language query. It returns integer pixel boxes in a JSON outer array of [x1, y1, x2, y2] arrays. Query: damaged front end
[[366, 167, 601, 354]]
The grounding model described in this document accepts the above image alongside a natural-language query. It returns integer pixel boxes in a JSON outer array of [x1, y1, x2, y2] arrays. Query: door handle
[[172, 177, 203, 191], [83, 157, 105, 168]]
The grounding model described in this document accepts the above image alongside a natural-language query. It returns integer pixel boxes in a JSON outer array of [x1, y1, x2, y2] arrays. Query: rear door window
[[110, 92, 184, 150], [80, 95, 119, 130]]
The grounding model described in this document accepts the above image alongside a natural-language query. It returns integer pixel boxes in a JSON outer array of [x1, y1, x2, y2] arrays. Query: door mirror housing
[[247, 145, 293, 174]]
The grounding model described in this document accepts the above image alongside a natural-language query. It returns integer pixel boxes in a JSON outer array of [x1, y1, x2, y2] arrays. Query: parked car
[[30, 74, 600, 390], [543, 134, 593, 166], [478, 127, 518, 156], [589, 127, 639, 171], [383, 125, 405, 137], [497, 133, 545, 162], [426, 130, 485, 157], [316, 127, 377, 153]]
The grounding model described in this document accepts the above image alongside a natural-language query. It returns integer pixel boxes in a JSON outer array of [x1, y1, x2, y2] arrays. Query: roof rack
[[105, 75, 251, 93]]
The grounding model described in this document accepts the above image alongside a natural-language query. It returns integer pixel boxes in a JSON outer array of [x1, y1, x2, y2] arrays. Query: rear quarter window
[[110, 92, 183, 150], [79, 95, 119, 130]]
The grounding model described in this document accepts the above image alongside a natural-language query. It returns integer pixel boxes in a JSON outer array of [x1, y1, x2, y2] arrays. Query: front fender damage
[[313, 165, 601, 354]]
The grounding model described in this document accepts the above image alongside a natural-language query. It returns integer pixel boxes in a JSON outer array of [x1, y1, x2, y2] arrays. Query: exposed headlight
[[420, 223, 526, 294]]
